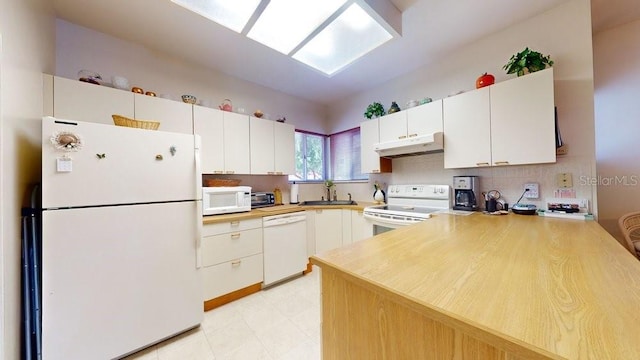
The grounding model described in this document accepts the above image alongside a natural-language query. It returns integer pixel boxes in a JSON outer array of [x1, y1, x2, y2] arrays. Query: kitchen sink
[[299, 200, 358, 206]]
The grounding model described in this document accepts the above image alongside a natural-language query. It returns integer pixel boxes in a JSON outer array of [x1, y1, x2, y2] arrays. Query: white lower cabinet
[[202, 218, 263, 301], [351, 210, 373, 242], [314, 209, 343, 254]]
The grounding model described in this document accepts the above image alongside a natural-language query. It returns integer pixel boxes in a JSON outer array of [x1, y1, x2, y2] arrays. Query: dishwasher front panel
[[263, 212, 308, 286]]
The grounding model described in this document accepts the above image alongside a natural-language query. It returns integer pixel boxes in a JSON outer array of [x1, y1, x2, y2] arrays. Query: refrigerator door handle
[[194, 134, 202, 194], [195, 200, 203, 269]]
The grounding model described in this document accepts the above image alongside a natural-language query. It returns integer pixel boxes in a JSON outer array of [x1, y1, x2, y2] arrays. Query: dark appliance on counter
[[251, 192, 275, 208], [453, 176, 479, 211]]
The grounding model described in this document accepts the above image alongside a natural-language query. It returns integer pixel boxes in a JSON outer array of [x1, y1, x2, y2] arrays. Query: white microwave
[[202, 186, 252, 216]]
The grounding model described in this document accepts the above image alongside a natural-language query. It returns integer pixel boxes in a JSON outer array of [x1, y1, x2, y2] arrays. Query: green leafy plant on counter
[[324, 179, 334, 189], [364, 102, 385, 119], [503, 47, 554, 76]]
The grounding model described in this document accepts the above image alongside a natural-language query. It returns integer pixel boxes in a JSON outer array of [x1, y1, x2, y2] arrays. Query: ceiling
[[52, 0, 640, 106]]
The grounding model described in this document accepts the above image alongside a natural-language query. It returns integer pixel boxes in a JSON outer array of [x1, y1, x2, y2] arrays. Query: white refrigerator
[[40, 116, 203, 359]]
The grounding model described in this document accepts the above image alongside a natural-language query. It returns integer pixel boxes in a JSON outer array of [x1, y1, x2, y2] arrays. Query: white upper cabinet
[[378, 100, 444, 144], [134, 94, 193, 134], [407, 100, 444, 136], [274, 122, 295, 175], [193, 106, 224, 174], [250, 117, 275, 174], [443, 87, 492, 169], [378, 111, 408, 143], [360, 118, 392, 174], [444, 68, 555, 169], [489, 68, 555, 166], [250, 117, 295, 175], [222, 112, 251, 174], [46, 75, 134, 124]]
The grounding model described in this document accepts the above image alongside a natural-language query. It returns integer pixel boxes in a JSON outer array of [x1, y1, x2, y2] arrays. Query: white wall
[[593, 18, 640, 239], [55, 20, 328, 134], [0, 0, 56, 358], [327, 0, 598, 212]]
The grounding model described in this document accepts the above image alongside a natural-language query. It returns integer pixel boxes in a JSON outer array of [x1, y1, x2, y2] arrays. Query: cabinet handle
[[316, 210, 323, 214], [230, 233, 241, 239], [267, 171, 275, 175], [494, 161, 509, 165], [475, 162, 490, 167], [371, 170, 380, 173], [230, 221, 240, 227], [231, 260, 241, 267], [408, 133, 417, 137], [213, 171, 224, 174], [398, 135, 407, 139], [275, 172, 283, 175], [225, 171, 235, 174]]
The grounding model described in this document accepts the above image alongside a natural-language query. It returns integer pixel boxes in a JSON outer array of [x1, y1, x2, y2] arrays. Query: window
[[290, 131, 326, 181], [329, 128, 366, 181], [290, 128, 367, 182]]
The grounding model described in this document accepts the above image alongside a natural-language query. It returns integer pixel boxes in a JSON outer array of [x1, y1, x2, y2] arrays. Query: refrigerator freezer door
[[42, 116, 200, 209], [42, 201, 202, 360]]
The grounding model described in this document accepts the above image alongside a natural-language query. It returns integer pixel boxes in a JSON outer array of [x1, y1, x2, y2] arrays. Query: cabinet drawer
[[202, 253, 263, 301], [202, 228, 263, 266], [203, 218, 262, 236]]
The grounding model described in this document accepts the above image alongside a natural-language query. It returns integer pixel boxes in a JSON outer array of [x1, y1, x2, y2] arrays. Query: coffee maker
[[453, 176, 480, 211]]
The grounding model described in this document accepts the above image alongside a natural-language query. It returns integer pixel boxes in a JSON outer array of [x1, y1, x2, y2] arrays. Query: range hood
[[374, 132, 444, 158]]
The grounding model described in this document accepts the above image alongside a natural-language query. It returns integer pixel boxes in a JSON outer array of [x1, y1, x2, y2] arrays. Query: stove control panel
[[387, 184, 450, 200]]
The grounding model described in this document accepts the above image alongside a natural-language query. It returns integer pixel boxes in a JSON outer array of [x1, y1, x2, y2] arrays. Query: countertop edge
[[309, 255, 564, 360]]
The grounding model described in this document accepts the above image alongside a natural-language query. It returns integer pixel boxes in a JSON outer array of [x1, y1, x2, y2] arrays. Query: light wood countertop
[[202, 202, 376, 225], [311, 213, 640, 359]]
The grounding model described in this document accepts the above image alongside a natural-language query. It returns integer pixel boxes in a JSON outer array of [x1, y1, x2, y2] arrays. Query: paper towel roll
[[290, 182, 299, 204]]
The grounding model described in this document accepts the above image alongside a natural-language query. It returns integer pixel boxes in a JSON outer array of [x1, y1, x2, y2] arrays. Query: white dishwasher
[[263, 211, 308, 286]]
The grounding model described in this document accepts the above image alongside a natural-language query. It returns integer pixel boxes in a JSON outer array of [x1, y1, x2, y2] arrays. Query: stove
[[363, 184, 451, 232]]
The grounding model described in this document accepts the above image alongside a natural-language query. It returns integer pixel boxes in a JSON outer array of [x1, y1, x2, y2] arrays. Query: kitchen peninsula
[[311, 214, 640, 359]]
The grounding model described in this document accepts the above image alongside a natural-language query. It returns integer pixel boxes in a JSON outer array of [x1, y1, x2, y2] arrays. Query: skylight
[[171, 0, 401, 76]]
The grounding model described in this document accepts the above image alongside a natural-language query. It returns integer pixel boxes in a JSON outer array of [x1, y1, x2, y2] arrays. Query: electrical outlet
[[556, 173, 573, 188], [523, 183, 539, 199]]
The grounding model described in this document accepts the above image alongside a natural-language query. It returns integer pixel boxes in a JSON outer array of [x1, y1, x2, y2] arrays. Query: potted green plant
[[364, 102, 385, 119], [503, 47, 554, 76]]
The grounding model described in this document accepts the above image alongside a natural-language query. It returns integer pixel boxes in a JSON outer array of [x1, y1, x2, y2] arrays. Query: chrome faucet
[[327, 187, 332, 202], [348, 193, 352, 202]]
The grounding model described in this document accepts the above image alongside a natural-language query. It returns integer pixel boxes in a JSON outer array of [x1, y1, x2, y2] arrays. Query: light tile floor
[[123, 268, 321, 360]]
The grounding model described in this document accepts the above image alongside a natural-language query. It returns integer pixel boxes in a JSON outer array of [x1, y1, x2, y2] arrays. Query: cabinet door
[[52, 76, 134, 125], [378, 111, 408, 143], [490, 68, 555, 166], [193, 106, 224, 174], [249, 117, 275, 174], [407, 99, 443, 137], [223, 112, 250, 174], [134, 94, 193, 134], [274, 122, 295, 175], [314, 209, 343, 254], [360, 119, 391, 174], [351, 210, 373, 242], [443, 87, 492, 169]]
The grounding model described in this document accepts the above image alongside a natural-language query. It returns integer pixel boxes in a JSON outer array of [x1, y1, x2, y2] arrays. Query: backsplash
[[369, 152, 597, 213], [204, 153, 597, 214]]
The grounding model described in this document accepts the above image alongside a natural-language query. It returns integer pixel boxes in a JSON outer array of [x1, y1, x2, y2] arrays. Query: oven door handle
[[363, 213, 417, 227]]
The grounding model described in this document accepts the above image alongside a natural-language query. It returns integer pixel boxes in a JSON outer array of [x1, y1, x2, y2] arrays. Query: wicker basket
[[204, 178, 241, 187], [112, 114, 160, 130]]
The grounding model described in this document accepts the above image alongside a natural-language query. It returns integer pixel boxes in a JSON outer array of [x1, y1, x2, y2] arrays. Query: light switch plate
[[524, 183, 539, 199], [556, 173, 573, 188], [56, 157, 72, 172]]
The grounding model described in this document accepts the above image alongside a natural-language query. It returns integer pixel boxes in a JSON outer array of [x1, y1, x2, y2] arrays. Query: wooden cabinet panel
[[274, 122, 295, 175], [314, 209, 343, 254], [378, 111, 408, 143], [223, 112, 250, 174], [250, 117, 275, 174], [407, 100, 443, 137]]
